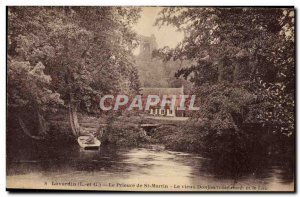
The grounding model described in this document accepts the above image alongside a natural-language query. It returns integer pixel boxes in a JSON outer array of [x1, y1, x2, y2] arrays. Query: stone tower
[[138, 34, 158, 57]]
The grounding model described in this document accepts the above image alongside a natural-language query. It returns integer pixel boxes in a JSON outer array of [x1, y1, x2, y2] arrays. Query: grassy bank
[[101, 115, 151, 147]]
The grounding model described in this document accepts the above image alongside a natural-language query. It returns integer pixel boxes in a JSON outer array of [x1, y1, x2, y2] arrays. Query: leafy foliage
[[155, 8, 295, 136], [8, 7, 141, 114], [153, 8, 295, 161], [7, 59, 63, 112]]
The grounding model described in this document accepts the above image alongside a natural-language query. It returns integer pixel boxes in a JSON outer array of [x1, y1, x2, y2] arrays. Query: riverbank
[[6, 112, 294, 192], [7, 110, 294, 178]]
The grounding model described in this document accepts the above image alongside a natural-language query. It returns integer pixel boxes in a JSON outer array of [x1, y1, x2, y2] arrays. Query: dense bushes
[[150, 119, 292, 171], [101, 115, 151, 147], [151, 122, 207, 152]]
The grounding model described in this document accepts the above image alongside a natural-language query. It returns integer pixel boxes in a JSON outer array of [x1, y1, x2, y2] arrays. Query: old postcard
[[6, 6, 295, 192]]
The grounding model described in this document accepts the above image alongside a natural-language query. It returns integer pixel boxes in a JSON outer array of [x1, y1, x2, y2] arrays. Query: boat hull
[[77, 136, 101, 150]]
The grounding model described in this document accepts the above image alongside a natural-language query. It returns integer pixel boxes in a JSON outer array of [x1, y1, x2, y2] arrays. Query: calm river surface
[[7, 144, 294, 191]]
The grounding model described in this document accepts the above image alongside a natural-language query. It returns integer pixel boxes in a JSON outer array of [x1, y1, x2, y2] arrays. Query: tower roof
[[140, 87, 183, 96]]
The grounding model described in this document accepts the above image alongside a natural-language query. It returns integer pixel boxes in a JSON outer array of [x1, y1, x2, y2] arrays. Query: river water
[[7, 144, 294, 191]]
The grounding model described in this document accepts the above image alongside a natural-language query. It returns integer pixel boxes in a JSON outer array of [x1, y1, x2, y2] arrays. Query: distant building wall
[[140, 87, 186, 117]]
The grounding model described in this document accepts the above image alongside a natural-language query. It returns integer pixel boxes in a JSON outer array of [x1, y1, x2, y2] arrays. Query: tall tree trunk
[[37, 111, 48, 136], [69, 94, 81, 137]]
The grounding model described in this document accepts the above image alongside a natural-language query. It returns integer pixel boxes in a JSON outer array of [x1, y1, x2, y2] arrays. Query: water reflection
[[7, 144, 294, 191]]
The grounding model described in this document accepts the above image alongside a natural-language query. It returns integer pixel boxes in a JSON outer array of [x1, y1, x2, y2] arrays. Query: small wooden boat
[[77, 135, 101, 150]]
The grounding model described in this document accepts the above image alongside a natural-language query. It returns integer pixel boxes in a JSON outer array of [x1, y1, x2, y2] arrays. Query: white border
[[2, 0, 297, 6]]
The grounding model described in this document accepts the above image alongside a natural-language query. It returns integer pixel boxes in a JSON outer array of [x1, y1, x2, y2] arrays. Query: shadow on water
[[192, 154, 294, 183], [6, 131, 294, 190]]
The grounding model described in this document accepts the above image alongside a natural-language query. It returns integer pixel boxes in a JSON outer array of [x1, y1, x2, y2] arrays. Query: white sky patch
[[132, 7, 184, 54]]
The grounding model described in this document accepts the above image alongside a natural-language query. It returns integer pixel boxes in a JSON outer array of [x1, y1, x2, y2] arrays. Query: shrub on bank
[[102, 119, 151, 147], [151, 121, 208, 153], [151, 120, 276, 168]]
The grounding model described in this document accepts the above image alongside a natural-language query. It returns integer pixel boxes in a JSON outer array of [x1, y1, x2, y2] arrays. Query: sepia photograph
[[6, 6, 295, 192]]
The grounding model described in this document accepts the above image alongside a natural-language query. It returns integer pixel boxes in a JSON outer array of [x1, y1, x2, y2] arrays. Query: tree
[[7, 7, 141, 137], [154, 8, 295, 159], [155, 7, 294, 135]]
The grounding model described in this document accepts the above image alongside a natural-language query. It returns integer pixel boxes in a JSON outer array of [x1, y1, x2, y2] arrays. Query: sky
[[132, 7, 184, 51]]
